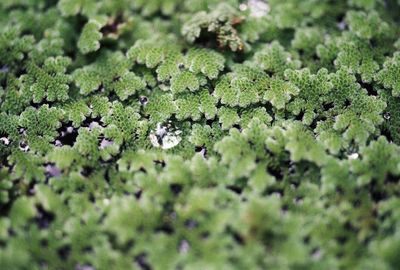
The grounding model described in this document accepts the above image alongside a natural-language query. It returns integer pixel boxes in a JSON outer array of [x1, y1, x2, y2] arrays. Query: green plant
[[1, 0, 400, 269]]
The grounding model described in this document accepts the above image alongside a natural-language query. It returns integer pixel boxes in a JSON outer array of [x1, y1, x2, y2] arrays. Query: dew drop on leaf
[[150, 122, 182, 149], [347, 153, 359, 160], [19, 140, 29, 152]]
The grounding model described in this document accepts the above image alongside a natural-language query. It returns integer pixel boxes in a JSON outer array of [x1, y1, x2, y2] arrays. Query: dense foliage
[[0, 0, 400, 269]]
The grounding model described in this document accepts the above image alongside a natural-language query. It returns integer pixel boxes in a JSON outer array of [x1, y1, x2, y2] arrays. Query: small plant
[[0, 0, 400, 269]]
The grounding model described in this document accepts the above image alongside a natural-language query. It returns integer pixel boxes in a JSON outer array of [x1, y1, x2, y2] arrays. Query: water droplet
[[347, 153, 359, 160], [19, 140, 29, 152], [150, 122, 182, 149], [139, 96, 148, 105], [179, 240, 190, 254], [0, 137, 10, 145]]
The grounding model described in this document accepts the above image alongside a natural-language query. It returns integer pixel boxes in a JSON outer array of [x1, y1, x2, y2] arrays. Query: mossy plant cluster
[[0, 0, 400, 269]]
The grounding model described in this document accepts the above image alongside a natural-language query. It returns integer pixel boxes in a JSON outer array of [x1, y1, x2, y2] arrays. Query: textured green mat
[[0, 0, 400, 269]]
